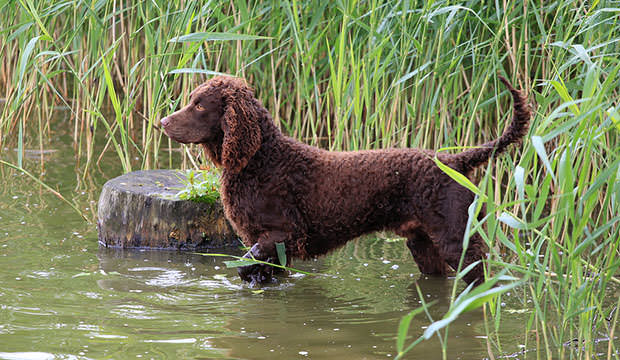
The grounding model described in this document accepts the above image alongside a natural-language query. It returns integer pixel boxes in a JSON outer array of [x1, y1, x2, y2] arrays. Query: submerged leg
[[397, 221, 452, 276], [406, 228, 453, 276], [431, 183, 488, 286], [237, 231, 288, 286], [439, 231, 487, 286]]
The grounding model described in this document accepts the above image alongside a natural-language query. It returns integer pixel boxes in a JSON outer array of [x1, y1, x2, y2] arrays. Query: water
[[1, 124, 532, 359]]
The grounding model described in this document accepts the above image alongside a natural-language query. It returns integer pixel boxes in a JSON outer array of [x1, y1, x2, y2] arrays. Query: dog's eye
[[195, 103, 205, 111]]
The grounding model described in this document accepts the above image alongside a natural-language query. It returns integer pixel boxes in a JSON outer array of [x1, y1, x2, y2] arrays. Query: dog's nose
[[160, 117, 169, 127]]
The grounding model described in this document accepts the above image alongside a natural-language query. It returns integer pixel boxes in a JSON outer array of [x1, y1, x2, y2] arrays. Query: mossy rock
[[97, 170, 238, 250]]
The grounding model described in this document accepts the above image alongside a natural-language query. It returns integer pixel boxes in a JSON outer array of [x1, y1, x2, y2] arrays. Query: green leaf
[[101, 52, 121, 118], [455, 260, 481, 282], [514, 166, 525, 201], [531, 136, 556, 182], [198, 253, 317, 276], [18, 36, 40, 90], [168, 68, 228, 76], [224, 259, 259, 268], [100, 50, 131, 172], [498, 212, 526, 230], [18, 0, 53, 41], [608, 106, 620, 131], [423, 280, 522, 340], [169, 32, 271, 43], [396, 305, 429, 352], [433, 156, 483, 197], [396, 311, 416, 352], [394, 61, 432, 86], [549, 79, 580, 115], [583, 64, 599, 99], [275, 242, 287, 267]]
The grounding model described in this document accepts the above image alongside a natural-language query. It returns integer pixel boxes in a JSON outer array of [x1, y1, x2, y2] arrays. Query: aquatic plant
[[0, 0, 618, 359], [175, 168, 221, 204]]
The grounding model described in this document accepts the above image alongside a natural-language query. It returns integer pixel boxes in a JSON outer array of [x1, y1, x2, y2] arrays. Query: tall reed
[[1, 1, 618, 358], [6, 1, 615, 167]]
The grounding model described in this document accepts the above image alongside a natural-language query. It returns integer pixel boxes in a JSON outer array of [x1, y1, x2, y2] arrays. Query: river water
[[1, 121, 534, 359]]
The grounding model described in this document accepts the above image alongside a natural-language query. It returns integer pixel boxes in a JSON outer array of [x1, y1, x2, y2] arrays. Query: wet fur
[[160, 76, 531, 286]]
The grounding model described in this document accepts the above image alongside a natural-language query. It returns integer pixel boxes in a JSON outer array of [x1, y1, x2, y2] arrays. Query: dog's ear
[[221, 84, 261, 173]]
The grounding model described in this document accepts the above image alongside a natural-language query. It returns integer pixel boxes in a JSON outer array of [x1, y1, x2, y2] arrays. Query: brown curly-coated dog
[[160, 75, 530, 286]]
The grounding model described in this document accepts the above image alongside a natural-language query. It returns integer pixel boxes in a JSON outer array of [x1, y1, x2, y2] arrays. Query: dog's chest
[[220, 172, 300, 238]]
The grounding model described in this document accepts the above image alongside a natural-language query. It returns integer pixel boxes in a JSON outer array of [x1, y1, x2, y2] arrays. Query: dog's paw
[[238, 263, 275, 285], [237, 243, 278, 285]]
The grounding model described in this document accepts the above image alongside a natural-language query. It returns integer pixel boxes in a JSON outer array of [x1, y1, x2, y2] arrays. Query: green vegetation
[[0, 0, 618, 358], [175, 168, 221, 204]]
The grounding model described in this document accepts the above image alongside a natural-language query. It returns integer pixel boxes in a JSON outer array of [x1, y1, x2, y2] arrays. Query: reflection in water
[[93, 244, 499, 359], [1, 220, 513, 360], [0, 124, 539, 359]]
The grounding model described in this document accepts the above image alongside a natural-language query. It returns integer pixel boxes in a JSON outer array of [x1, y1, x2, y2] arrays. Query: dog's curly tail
[[452, 75, 531, 173]]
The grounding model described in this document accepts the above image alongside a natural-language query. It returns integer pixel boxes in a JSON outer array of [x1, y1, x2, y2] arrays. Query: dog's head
[[160, 76, 262, 173]]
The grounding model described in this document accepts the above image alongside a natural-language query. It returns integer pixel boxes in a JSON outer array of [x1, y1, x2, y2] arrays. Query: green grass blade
[[433, 155, 483, 198], [169, 32, 271, 42], [275, 242, 287, 267]]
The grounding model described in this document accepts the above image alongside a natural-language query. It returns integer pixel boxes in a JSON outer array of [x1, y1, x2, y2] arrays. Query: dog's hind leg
[[432, 187, 489, 286], [437, 231, 487, 286], [397, 222, 452, 276]]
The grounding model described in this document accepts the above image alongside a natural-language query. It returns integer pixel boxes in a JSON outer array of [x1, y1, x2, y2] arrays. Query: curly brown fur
[[160, 75, 531, 286]]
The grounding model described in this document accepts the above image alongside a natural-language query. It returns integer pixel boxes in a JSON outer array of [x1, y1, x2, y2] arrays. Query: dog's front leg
[[237, 231, 287, 286]]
